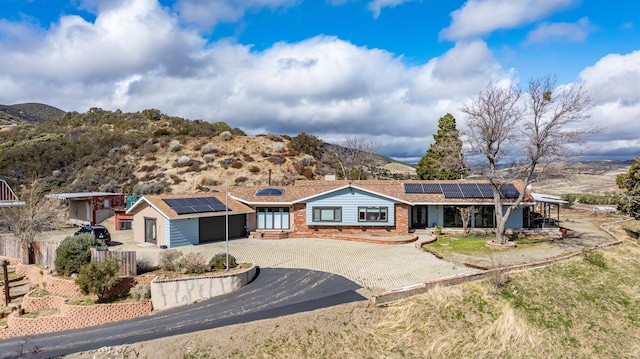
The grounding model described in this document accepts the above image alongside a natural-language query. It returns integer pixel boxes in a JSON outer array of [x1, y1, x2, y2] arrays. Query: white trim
[[293, 184, 412, 205]]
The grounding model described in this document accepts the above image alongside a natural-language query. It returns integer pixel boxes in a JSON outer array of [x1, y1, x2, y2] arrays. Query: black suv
[[74, 225, 112, 245]]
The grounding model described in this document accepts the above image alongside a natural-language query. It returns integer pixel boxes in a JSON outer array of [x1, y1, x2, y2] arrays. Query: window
[[257, 207, 290, 229], [359, 207, 388, 222], [312, 207, 342, 222], [475, 206, 495, 228], [443, 206, 463, 227]]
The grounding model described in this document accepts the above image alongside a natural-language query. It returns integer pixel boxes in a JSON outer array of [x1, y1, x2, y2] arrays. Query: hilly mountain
[[0, 103, 66, 127], [0, 106, 415, 195]]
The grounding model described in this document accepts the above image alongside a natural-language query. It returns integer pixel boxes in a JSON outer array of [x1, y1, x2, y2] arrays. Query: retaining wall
[[151, 264, 257, 310], [1, 295, 152, 339], [373, 220, 626, 306]]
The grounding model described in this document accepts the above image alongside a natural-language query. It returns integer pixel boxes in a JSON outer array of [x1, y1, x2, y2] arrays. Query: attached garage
[[199, 215, 247, 243], [127, 193, 254, 248]]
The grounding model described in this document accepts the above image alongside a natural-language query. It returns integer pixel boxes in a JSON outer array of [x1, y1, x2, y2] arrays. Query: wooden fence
[[90, 248, 137, 277], [0, 236, 58, 268]]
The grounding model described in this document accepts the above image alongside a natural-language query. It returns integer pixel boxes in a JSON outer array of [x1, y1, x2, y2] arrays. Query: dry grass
[[209, 242, 640, 359]]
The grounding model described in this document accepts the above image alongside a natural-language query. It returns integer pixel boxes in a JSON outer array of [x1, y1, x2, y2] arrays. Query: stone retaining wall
[[1, 295, 152, 339], [151, 264, 257, 310], [373, 221, 626, 306]]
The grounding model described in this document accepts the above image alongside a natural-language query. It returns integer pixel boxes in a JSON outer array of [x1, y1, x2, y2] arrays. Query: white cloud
[[440, 0, 576, 41], [578, 50, 640, 159], [525, 17, 595, 44], [366, 0, 415, 19], [0, 0, 545, 161], [174, 0, 298, 29]]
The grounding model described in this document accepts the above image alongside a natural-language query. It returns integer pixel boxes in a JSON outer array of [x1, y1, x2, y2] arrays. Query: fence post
[[1, 260, 9, 306]]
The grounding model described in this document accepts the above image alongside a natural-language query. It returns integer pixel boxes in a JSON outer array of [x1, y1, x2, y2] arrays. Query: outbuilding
[[126, 193, 254, 248], [47, 192, 125, 226]]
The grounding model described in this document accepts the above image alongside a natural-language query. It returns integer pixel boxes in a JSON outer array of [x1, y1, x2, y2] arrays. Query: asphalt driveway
[[0, 268, 365, 359]]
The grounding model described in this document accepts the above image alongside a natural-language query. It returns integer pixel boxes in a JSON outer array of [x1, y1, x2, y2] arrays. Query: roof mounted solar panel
[[477, 184, 494, 198], [499, 184, 520, 199], [459, 184, 483, 198], [163, 197, 229, 214], [441, 183, 464, 198], [255, 188, 285, 196], [404, 183, 424, 194], [422, 183, 443, 194]]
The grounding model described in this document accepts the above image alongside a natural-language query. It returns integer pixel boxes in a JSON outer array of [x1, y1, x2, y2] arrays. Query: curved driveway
[[0, 268, 365, 359], [176, 237, 479, 293]]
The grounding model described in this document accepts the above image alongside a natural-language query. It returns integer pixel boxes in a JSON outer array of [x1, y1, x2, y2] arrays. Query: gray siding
[[306, 187, 397, 226], [167, 218, 199, 248]]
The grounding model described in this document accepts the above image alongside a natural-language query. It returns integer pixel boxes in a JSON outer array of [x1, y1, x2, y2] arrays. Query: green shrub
[[249, 165, 260, 174], [158, 249, 183, 271], [55, 234, 107, 276], [231, 161, 243, 169], [582, 247, 607, 268], [209, 253, 237, 270], [75, 258, 120, 302], [132, 181, 166, 195], [130, 283, 151, 301], [289, 132, 323, 158], [234, 176, 248, 185]]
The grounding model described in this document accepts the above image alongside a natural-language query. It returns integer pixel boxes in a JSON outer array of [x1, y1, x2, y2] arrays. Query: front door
[[411, 206, 429, 229], [144, 218, 157, 244]]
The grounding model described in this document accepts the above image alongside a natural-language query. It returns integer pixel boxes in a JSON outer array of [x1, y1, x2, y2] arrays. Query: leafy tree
[[288, 132, 324, 158], [75, 258, 120, 302], [461, 75, 596, 245], [416, 113, 467, 179], [617, 158, 640, 219], [55, 234, 107, 276]]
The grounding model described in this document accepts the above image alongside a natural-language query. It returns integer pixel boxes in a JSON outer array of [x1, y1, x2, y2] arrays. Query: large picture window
[[475, 206, 495, 228], [257, 207, 290, 229], [312, 207, 342, 222], [359, 207, 388, 222]]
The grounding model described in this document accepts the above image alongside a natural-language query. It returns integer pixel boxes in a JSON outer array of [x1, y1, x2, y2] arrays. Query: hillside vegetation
[[0, 103, 65, 127], [0, 106, 412, 194]]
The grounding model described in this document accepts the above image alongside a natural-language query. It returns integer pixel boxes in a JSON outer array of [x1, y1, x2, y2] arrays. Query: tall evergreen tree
[[416, 113, 467, 180], [617, 157, 640, 219]]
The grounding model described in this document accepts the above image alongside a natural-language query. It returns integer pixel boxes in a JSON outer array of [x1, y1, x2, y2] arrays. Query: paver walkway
[[163, 237, 479, 294]]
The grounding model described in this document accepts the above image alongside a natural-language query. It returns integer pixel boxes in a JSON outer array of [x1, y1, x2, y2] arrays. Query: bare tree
[[5, 180, 65, 263], [458, 206, 473, 234], [461, 75, 597, 245], [325, 136, 381, 180]]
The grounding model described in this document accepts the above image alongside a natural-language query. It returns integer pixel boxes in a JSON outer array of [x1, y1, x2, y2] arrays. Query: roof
[[0, 179, 23, 206], [0, 201, 25, 208], [220, 179, 535, 206], [47, 192, 124, 200], [127, 192, 254, 220], [531, 192, 569, 204]]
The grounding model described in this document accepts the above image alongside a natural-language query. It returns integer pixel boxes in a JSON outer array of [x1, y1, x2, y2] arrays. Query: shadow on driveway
[[0, 268, 366, 359]]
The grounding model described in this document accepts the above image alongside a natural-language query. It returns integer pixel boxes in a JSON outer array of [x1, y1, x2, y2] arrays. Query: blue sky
[[1, 0, 639, 162]]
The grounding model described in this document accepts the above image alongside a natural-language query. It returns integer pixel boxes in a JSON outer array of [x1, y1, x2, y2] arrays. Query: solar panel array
[[403, 183, 520, 199], [255, 188, 285, 196], [163, 197, 229, 215]]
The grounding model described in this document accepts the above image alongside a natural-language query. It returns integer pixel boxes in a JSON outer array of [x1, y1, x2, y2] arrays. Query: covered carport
[[530, 193, 568, 228]]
